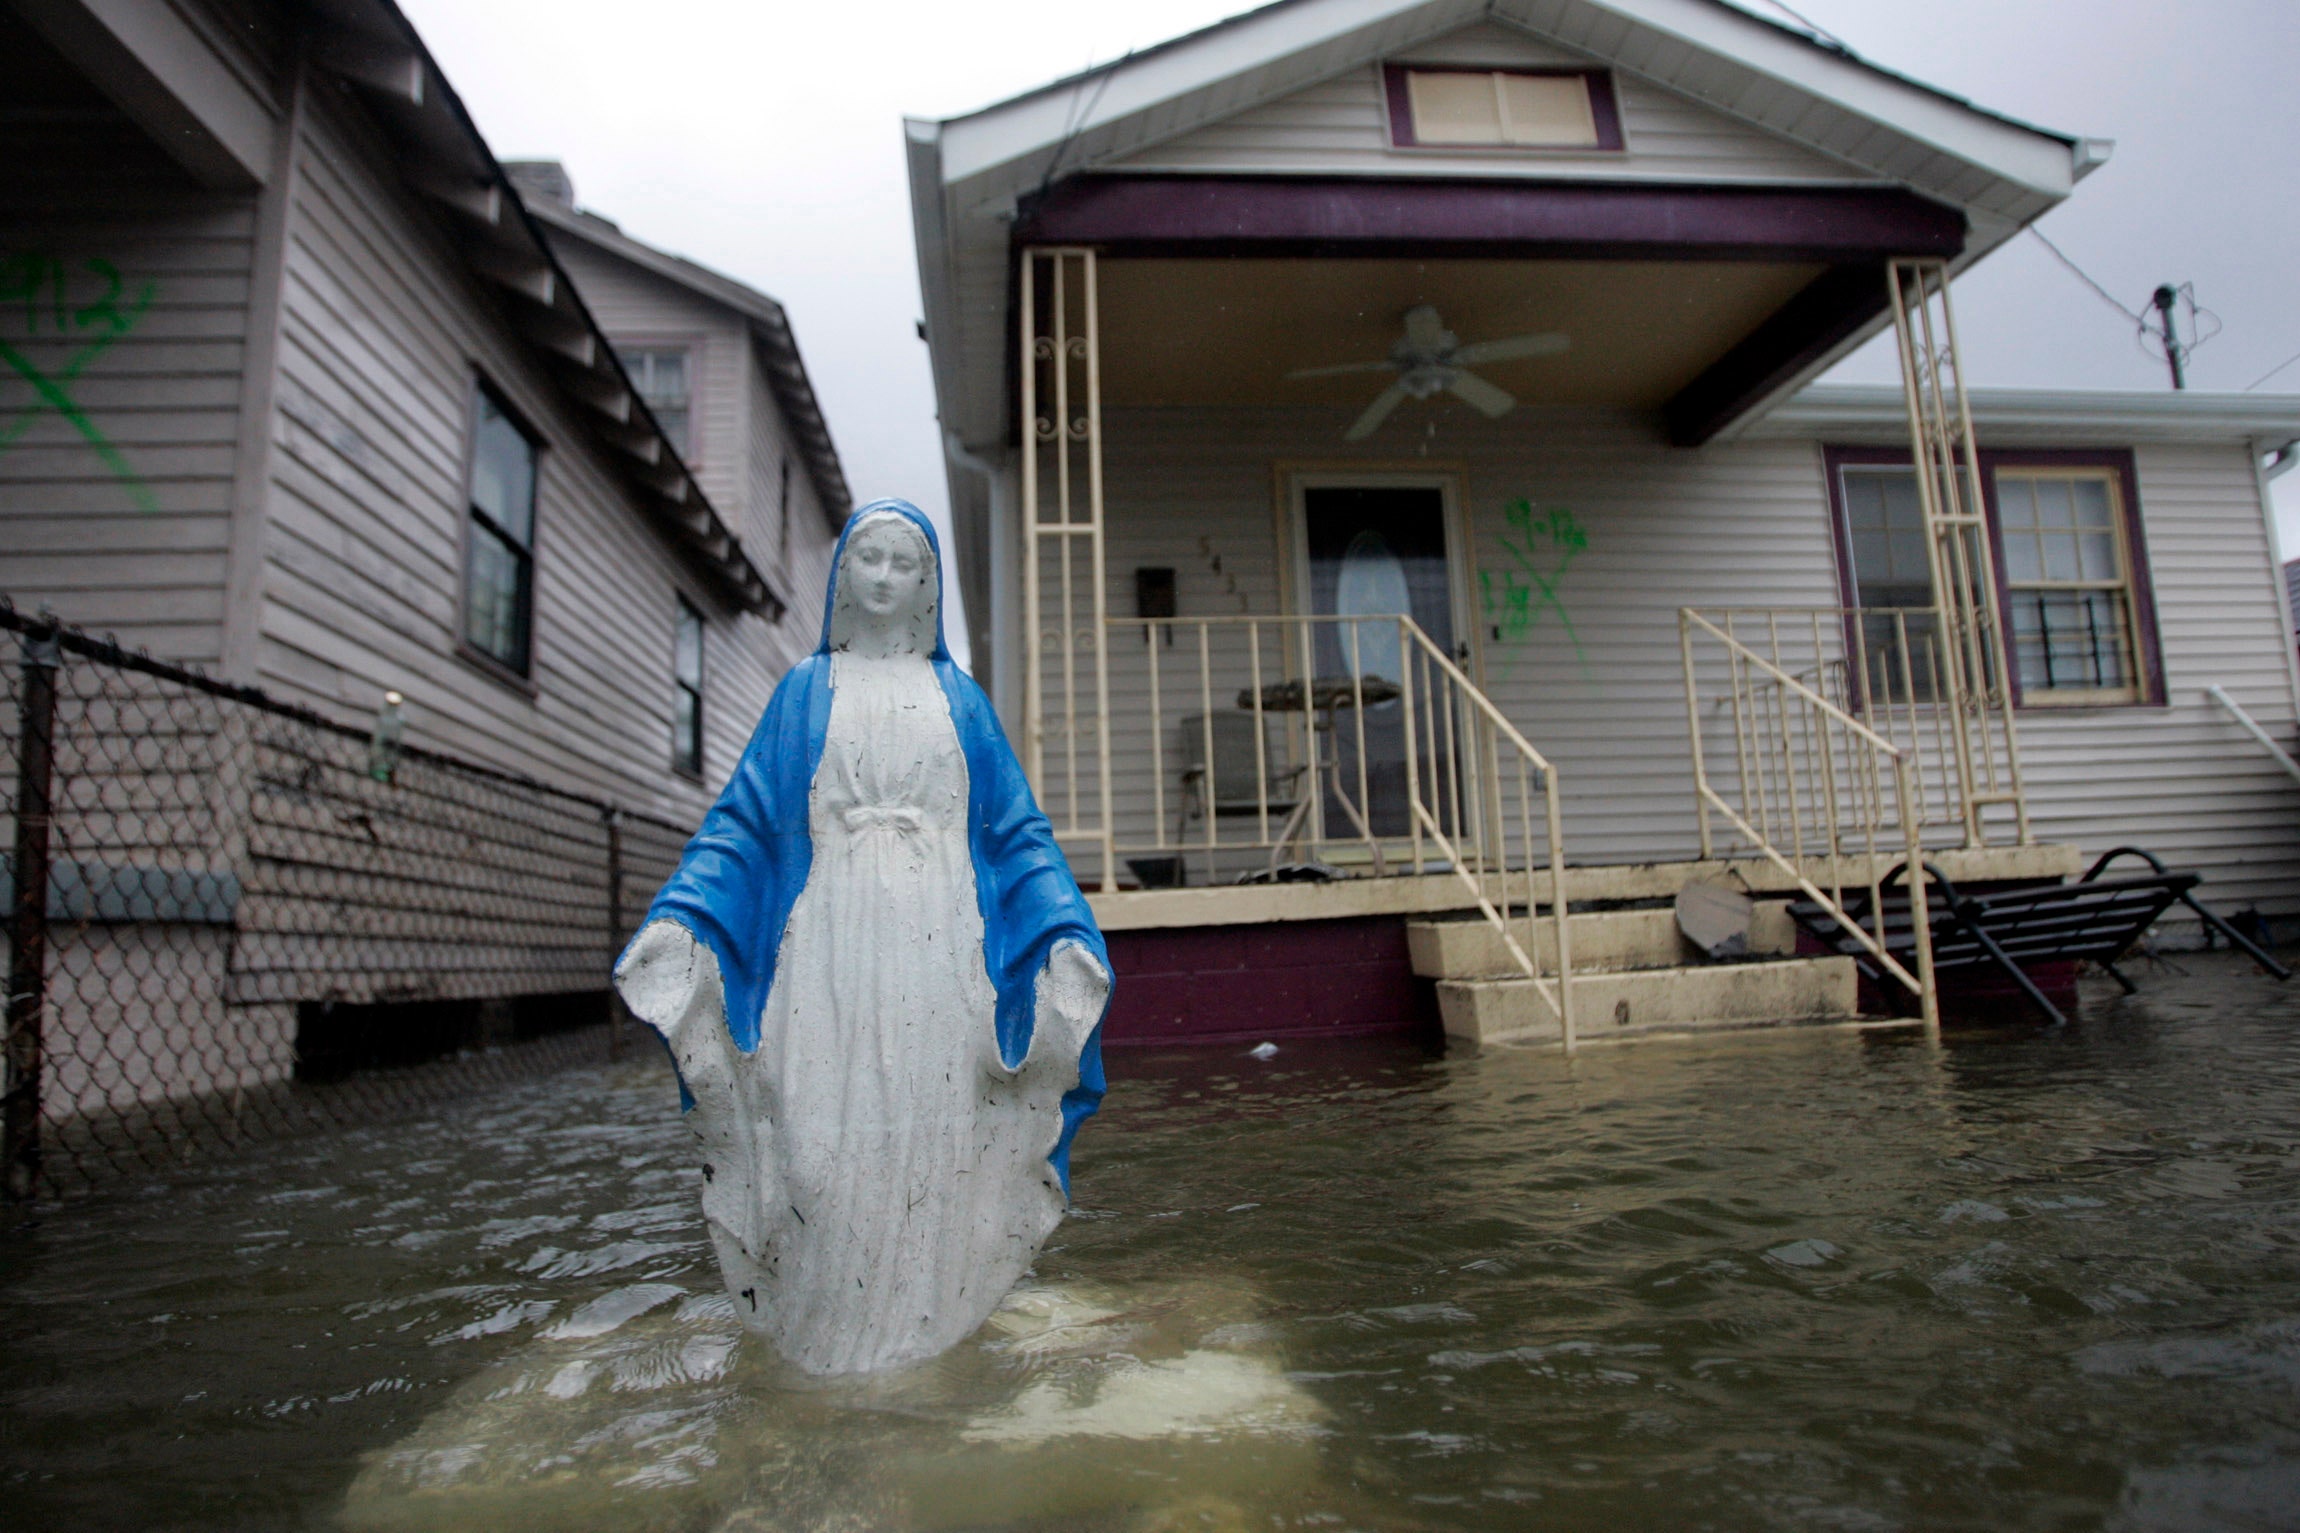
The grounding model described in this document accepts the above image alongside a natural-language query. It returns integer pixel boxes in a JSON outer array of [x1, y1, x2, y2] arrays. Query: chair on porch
[[1176, 711, 1308, 853]]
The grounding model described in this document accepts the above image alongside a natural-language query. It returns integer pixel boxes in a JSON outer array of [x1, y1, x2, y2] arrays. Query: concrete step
[[1407, 903, 1797, 980], [1435, 955, 1859, 1046]]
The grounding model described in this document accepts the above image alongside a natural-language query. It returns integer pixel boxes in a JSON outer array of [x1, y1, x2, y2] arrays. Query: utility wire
[[2027, 227, 2147, 325], [1749, 0, 1854, 52], [2247, 346, 2300, 393]]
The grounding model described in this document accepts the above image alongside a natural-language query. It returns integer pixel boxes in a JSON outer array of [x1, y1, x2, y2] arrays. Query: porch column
[[1018, 246, 1116, 890], [1887, 257, 2032, 848]]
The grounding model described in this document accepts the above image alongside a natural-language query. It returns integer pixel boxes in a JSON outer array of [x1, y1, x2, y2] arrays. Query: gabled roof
[[909, 0, 2107, 448], [296, 0, 783, 615], [907, 0, 2111, 665], [519, 196, 854, 533]]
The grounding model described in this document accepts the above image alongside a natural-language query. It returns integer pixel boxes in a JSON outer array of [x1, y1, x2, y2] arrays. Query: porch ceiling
[[1098, 257, 1825, 411]]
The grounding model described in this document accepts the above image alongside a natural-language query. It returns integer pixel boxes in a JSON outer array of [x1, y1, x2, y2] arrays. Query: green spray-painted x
[[1481, 497, 1588, 669], [0, 253, 159, 511]]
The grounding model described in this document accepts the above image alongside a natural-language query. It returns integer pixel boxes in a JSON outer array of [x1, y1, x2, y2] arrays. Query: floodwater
[[5, 957, 2300, 1532]]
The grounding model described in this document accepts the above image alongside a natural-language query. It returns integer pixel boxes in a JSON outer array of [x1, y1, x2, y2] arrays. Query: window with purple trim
[[1828, 450, 2162, 709], [1383, 65, 1622, 151]]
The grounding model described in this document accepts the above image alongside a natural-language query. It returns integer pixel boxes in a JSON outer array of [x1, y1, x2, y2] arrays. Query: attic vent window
[[1385, 65, 1622, 151]]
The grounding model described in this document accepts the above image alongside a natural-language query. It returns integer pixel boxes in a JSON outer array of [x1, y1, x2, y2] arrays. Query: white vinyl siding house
[[1083, 399, 2300, 917], [911, 0, 2300, 986]]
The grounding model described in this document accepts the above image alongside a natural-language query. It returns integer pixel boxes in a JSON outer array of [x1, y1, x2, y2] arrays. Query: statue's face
[[844, 518, 930, 623]]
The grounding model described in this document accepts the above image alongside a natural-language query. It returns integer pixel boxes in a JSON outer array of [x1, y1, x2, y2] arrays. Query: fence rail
[[2, 605, 695, 1201]]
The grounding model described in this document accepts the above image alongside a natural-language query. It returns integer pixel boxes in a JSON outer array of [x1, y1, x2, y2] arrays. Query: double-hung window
[[1829, 450, 2159, 708], [621, 348, 692, 460], [1993, 469, 2144, 702], [464, 387, 539, 676], [672, 597, 704, 776]]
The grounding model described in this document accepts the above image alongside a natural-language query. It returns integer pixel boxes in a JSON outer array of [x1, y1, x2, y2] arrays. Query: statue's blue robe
[[628, 500, 1109, 1191]]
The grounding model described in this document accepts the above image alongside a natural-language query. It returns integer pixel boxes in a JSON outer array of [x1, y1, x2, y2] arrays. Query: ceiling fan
[[1287, 304, 1569, 441]]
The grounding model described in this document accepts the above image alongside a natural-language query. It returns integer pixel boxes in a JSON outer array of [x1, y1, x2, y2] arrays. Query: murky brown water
[[5, 954, 2300, 1531]]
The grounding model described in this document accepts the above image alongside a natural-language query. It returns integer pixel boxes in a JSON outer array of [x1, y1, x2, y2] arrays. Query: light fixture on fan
[[1287, 304, 1569, 440]]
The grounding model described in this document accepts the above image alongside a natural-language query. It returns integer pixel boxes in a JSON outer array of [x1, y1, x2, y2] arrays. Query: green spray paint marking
[[0, 252, 159, 511], [1481, 498, 1589, 674]]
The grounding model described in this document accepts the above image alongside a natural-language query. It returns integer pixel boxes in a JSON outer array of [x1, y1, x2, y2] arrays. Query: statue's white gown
[[624, 653, 1101, 1375]]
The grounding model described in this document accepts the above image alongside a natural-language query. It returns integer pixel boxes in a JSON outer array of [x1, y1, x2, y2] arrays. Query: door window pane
[[1303, 486, 1453, 840]]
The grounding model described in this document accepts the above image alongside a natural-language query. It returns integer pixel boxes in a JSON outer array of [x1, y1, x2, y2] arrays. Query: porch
[[998, 243, 2045, 1048]]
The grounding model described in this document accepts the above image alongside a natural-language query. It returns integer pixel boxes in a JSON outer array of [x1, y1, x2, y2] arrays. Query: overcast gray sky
[[395, 0, 2300, 662]]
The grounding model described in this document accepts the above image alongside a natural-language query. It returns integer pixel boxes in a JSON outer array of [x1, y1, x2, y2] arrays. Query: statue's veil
[[825, 508, 939, 657]]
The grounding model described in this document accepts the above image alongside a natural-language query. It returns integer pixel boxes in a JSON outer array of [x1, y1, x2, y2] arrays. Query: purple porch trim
[[1663, 262, 1889, 446], [1013, 176, 1965, 263], [1100, 915, 1438, 1047], [1381, 64, 1626, 152]]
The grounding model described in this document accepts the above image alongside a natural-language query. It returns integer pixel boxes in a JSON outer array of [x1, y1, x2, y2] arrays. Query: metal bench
[[1787, 848, 2289, 1027]]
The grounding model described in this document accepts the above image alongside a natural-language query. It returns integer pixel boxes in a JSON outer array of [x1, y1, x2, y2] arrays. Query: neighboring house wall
[[1112, 21, 1874, 184], [547, 239, 748, 522], [744, 364, 840, 673], [254, 82, 764, 821], [536, 224, 845, 684], [0, 15, 271, 664], [1085, 406, 2300, 915]]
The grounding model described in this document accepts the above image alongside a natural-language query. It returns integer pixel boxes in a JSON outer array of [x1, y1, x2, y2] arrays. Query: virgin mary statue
[[614, 500, 1112, 1376]]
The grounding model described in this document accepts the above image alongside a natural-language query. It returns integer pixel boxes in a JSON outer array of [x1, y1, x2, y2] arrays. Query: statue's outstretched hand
[[999, 939, 1109, 1076], [615, 918, 724, 1048]]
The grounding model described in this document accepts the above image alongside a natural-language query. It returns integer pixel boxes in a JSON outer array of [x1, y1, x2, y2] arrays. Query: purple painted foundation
[[1100, 916, 1438, 1047]]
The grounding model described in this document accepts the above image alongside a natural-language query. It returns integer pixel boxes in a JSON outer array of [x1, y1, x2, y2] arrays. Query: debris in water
[[1248, 1043, 1278, 1060]]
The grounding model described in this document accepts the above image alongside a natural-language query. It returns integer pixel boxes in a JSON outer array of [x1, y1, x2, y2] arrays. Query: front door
[[1295, 478, 1463, 842]]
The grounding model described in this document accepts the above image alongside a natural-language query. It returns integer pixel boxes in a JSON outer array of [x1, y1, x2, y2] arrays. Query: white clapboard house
[[1, 0, 844, 819], [907, 0, 2300, 1047]]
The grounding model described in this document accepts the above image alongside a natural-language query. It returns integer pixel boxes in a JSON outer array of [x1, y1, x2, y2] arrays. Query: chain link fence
[[2, 604, 695, 1201]]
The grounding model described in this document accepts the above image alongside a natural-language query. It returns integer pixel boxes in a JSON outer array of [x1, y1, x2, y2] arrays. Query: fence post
[[6, 628, 60, 1203], [603, 805, 626, 1061]]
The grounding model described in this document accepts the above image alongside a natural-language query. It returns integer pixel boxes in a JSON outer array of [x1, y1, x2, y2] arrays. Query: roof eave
[[301, 0, 784, 617], [524, 199, 853, 532], [1755, 385, 2300, 445]]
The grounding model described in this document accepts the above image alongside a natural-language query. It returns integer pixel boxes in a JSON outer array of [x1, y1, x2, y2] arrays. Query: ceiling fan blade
[[1343, 382, 1411, 441], [1447, 370, 1516, 418], [1285, 359, 1399, 380], [1451, 332, 1571, 366]]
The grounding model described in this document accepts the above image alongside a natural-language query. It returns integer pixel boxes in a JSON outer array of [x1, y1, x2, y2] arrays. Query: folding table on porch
[[1241, 674, 1402, 876]]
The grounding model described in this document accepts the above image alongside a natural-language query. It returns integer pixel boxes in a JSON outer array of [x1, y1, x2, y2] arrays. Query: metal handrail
[[2205, 685, 2300, 786], [1107, 610, 1576, 1047], [1682, 608, 1938, 1026]]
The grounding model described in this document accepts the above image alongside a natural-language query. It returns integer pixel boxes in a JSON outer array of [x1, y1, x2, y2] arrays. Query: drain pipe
[[2254, 436, 2300, 721], [944, 430, 1014, 712], [2206, 685, 2300, 786]]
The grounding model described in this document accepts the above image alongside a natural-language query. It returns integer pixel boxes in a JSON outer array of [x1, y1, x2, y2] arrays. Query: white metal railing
[[2206, 684, 2300, 784], [1681, 608, 1938, 1026], [1682, 607, 2028, 850], [1109, 612, 1575, 1044]]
